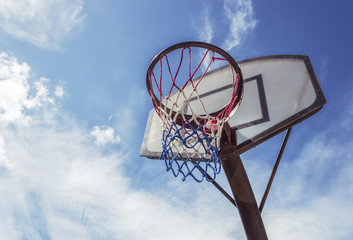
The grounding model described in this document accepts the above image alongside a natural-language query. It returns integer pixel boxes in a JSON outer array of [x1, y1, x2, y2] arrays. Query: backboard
[[141, 55, 326, 159]]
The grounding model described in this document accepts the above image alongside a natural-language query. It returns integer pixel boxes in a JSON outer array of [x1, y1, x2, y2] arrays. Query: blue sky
[[0, 0, 352, 239]]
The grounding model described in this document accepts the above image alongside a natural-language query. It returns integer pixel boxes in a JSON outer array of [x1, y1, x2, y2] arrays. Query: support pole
[[259, 127, 292, 213], [219, 123, 268, 240], [221, 155, 268, 240]]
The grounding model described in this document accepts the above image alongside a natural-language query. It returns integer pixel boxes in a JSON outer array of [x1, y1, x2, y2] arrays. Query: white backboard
[[141, 55, 326, 159]]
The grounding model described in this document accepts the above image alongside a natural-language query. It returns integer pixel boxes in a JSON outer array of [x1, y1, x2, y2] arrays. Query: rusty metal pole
[[220, 124, 268, 240], [221, 155, 268, 240]]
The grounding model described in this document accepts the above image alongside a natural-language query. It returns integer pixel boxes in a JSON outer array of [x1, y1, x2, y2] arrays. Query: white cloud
[[0, 51, 244, 239], [199, 7, 214, 43], [90, 126, 121, 146], [54, 86, 64, 98], [257, 130, 353, 239], [0, 136, 11, 168], [197, 0, 257, 52], [222, 0, 257, 51], [0, 52, 59, 126], [27, 77, 56, 107], [0, 0, 85, 49], [1, 51, 352, 239], [0, 52, 31, 125]]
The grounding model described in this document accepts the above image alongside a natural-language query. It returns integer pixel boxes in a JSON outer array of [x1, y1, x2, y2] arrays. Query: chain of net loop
[[148, 46, 240, 182]]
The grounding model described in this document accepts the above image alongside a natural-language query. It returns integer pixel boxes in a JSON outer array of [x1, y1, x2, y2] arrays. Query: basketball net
[[147, 43, 242, 182]]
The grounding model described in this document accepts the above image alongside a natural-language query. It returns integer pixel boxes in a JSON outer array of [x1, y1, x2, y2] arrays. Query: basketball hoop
[[146, 41, 243, 182], [143, 49, 326, 239]]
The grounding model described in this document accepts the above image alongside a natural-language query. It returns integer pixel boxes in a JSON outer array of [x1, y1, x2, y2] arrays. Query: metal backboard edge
[[233, 55, 326, 155]]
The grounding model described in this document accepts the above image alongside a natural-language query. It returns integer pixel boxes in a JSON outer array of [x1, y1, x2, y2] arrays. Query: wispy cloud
[[0, 51, 243, 239], [197, 0, 257, 52], [198, 7, 214, 43], [0, 52, 59, 125], [262, 132, 353, 239], [90, 126, 121, 146], [222, 0, 257, 51], [0, 0, 85, 49], [1, 52, 352, 239], [54, 86, 64, 98]]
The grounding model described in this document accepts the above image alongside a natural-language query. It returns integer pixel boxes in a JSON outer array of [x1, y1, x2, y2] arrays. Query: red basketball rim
[[146, 41, 244, 126]]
